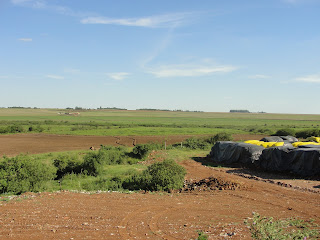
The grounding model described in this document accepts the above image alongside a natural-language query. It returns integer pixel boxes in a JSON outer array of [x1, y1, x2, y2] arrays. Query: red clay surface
[[0, 133, 266, 157], [0, 133, 319, 239]]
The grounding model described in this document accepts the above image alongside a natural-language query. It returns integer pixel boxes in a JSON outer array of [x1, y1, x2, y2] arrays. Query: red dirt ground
[[0, 133, 319, 239], [0, 133, 266, 157]]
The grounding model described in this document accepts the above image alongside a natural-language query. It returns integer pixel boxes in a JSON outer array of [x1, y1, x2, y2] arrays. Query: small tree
[[273, 128, 295, 136]]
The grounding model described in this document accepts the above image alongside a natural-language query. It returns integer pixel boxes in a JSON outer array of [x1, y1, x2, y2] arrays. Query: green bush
[[0, 125, 24, 134], [99, 146, 128, 164], [295, 129, 320, 139], [53, 154, 83, 179], [28, 125, 44, 132], [273, 128, 296, 136], [144, 159, 186, 191], [131, 143, 163, 159], [0, 155, 56, 194], [82, 152, 103, 176], [123, 173, 148, 191], [81, 146, 129, 176], [124, 159, 186, 192], [182, 137, 210, 150], [207, 132, 233, 144]]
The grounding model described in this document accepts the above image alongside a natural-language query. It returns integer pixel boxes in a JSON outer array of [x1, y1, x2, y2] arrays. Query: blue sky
[[1, 0, 320, 114]]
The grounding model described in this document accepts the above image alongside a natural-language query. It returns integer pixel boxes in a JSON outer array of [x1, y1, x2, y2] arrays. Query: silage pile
[[209, 136, 320, 176]]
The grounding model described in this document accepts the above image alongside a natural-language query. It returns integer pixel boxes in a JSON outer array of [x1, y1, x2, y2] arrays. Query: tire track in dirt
[[118, 206, 165, 240], [118, 205, 183, 240], [118, 196, 199, 240]]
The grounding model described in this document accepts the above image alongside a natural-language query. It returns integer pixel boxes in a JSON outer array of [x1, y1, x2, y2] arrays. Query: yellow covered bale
[[292, 142, 320, 147], [244, 140, 261, 144], [245, 140, 284, 148], [260, 142, 283, 148], [273, 142, 284, 147]]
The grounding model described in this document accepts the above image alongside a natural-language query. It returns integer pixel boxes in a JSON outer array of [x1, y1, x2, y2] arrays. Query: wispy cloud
[[296, 74, 320, 83], [11, 0, 195, 29], [81, 12, 193, 28], [106, 72, 130, 81], [148, 63, 237, 78], [18, 38, 32, 42], [11, 0, 86, 17], [46, 74, 64, 80], [248, 74, 270, 79]]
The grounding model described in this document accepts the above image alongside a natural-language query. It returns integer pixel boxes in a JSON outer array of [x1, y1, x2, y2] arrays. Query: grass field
[[0, 108, 319, 136]]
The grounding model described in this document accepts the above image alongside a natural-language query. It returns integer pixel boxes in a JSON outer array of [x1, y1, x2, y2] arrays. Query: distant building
[[230, 110, 250, 113]]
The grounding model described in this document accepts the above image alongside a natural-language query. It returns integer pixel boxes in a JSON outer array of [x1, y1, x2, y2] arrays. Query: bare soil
[[0, 133, 266, 157], [0, 133, 319, 239]]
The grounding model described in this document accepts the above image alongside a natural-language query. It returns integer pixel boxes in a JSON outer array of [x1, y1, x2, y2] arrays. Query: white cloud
[[248, 74, 270, 79], [46, 75, 64, 80], [148, 64, 237, 78], [106, 72, 130, 81], [81, 13, 192, 28], [296, 74, 320, 83], [18, 38, 32, 42]]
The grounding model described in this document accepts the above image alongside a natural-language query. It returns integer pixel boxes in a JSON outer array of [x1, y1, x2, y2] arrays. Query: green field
[[0, 108, 319, 136]]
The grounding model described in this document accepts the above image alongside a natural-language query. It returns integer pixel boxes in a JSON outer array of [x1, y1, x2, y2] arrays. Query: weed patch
[[245, 212, 320, 239]]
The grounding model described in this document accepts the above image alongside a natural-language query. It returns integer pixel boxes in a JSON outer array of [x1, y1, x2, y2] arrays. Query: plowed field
[[0, 133, 266, 157]]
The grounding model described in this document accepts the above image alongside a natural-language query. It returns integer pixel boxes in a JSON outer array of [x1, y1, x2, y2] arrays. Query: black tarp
[[289, 148, 320, 176], [260, 136, 284, 142], [210, 141, 320, 176], [298, 144, 320, 149], [209, 141, 264, 165], [259, 146, 295, 172], [280, 136, 299, 143]]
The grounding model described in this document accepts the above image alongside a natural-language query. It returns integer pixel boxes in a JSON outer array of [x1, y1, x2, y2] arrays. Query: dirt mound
[[183, 177, 244, 192]]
